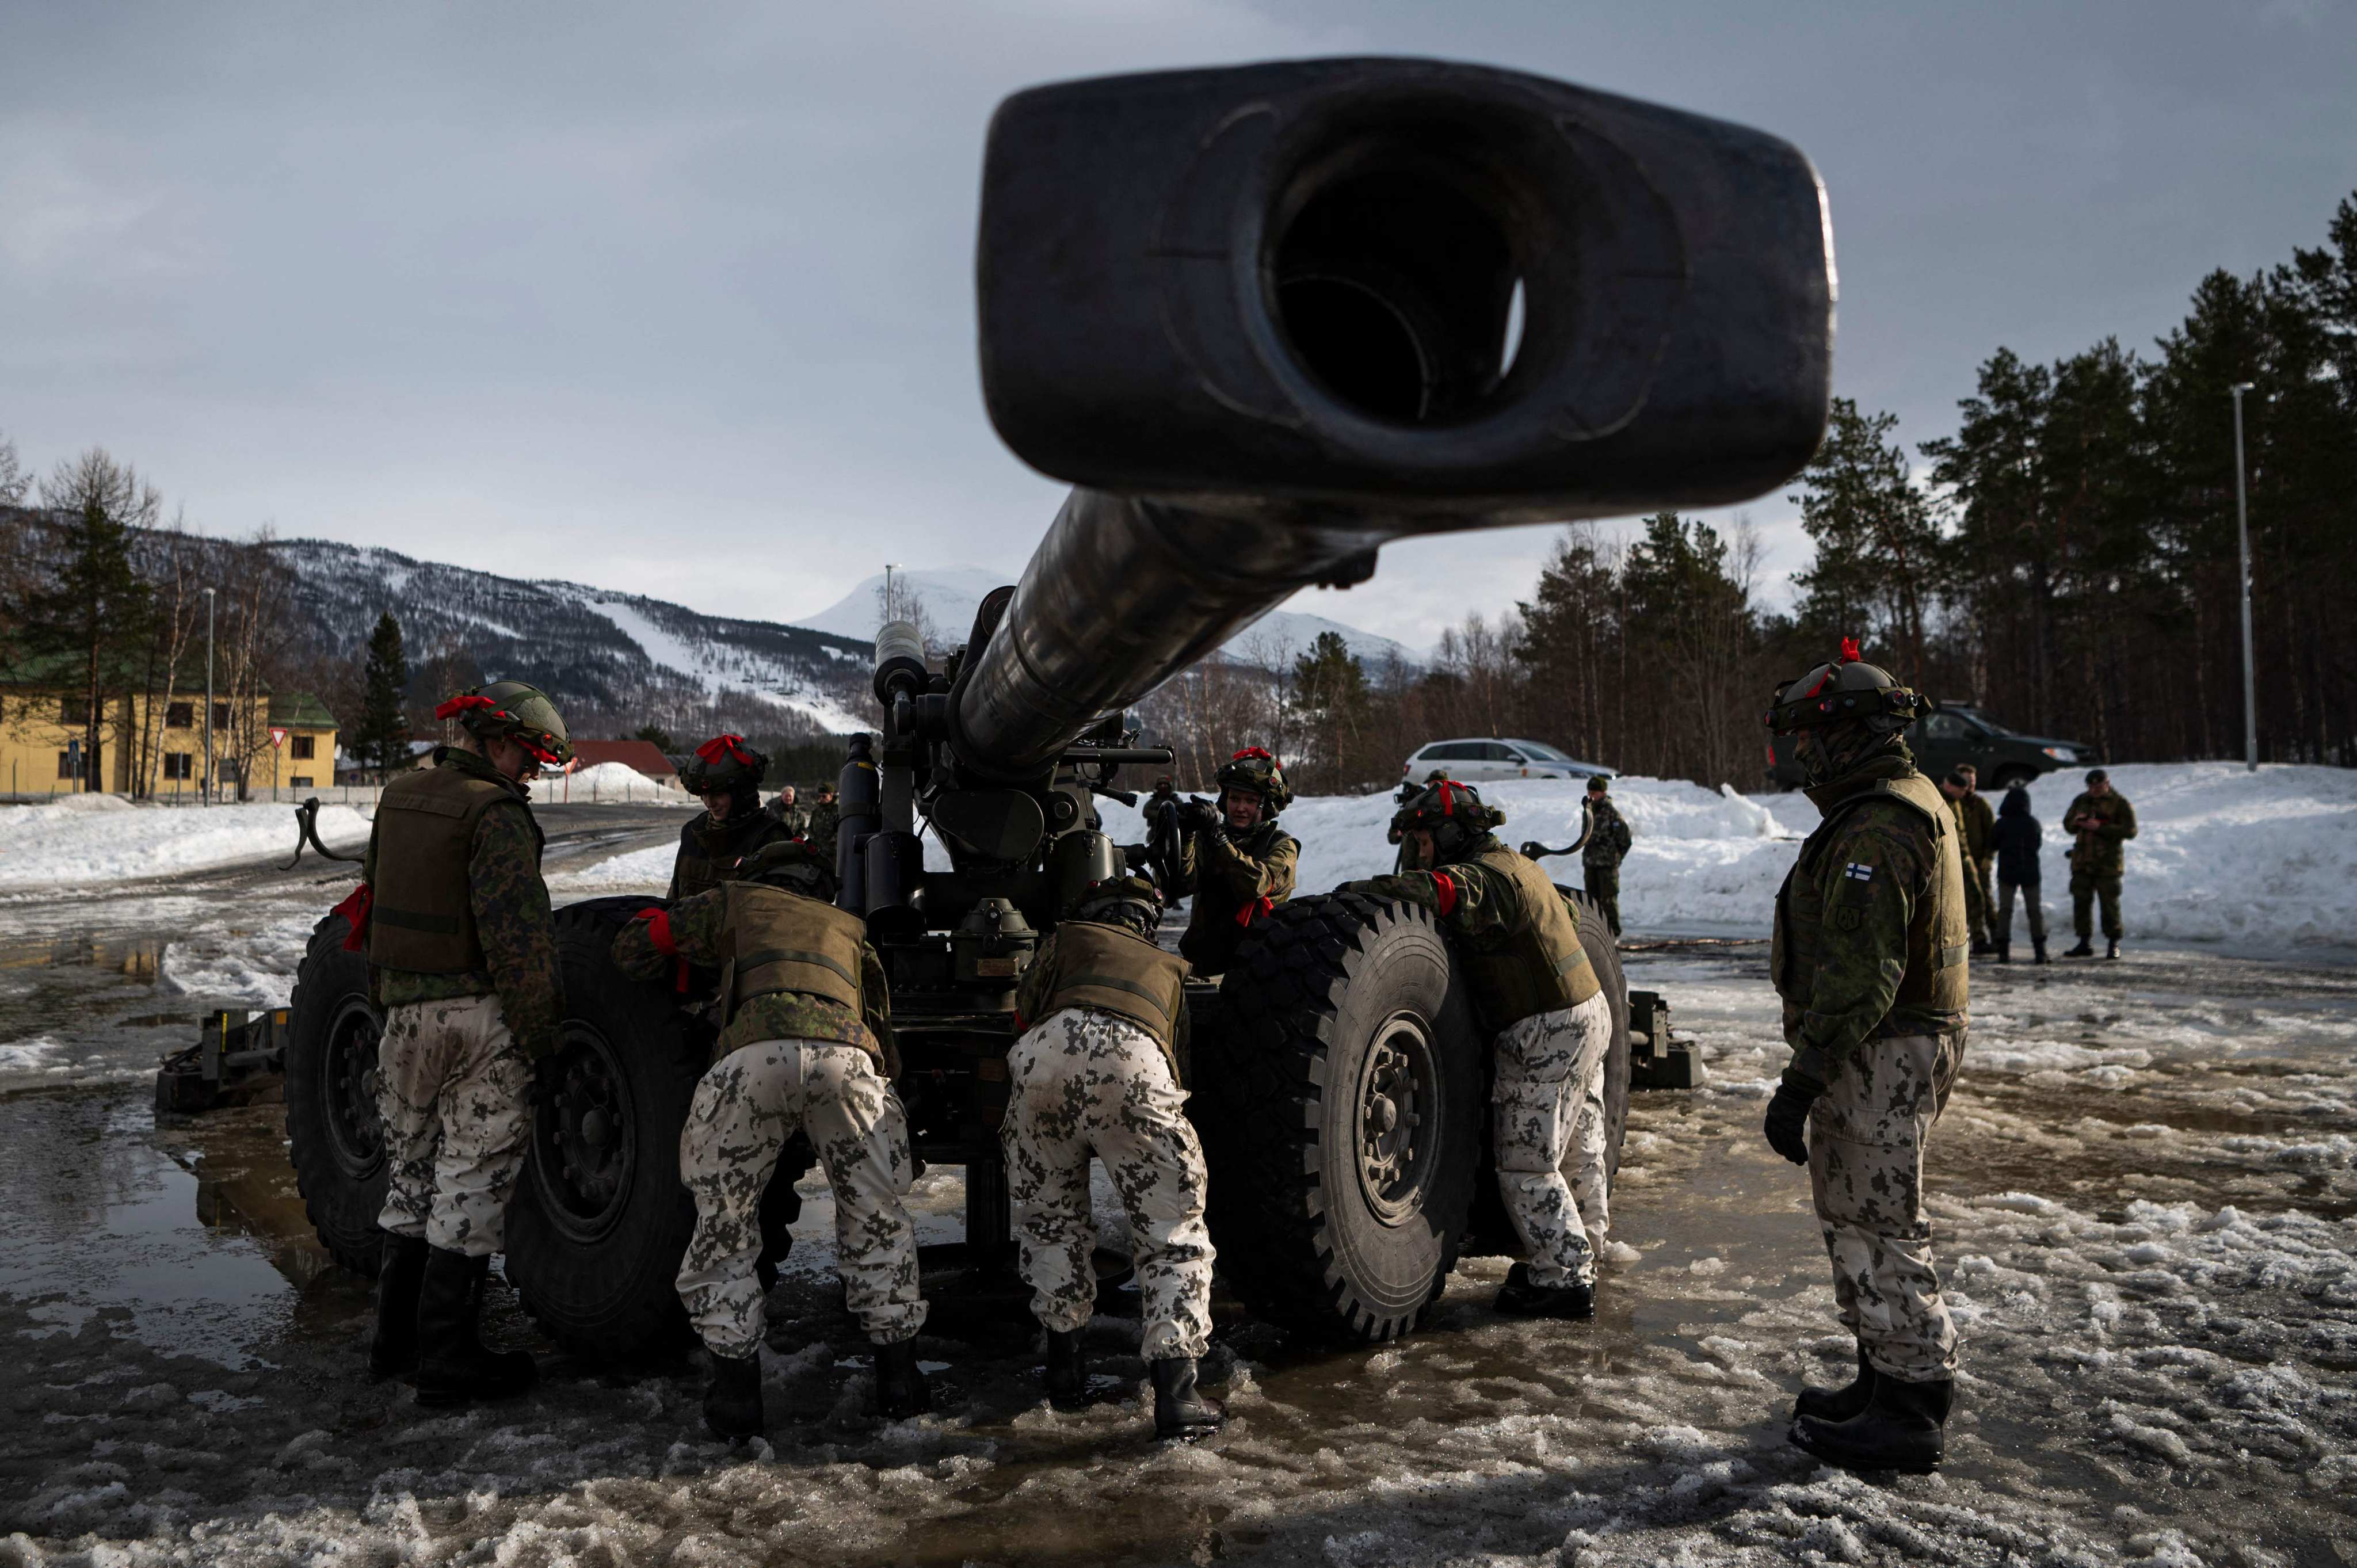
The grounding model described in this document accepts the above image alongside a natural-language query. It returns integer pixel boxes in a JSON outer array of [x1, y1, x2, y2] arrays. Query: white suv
[[1401, 737, 1612, 784]]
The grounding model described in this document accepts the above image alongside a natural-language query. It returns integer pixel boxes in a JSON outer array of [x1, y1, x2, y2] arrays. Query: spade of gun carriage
[[284, 796, 367, 871]]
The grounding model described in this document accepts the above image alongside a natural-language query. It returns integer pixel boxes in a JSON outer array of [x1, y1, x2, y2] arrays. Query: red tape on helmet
[[434, 694, 498, 720]]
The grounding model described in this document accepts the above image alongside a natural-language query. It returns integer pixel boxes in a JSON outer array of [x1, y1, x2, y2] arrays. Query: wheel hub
[[323, 1003, 386, 1177], [533, 1027, 635, 1237], [1354, 1016, 1436, 1227]]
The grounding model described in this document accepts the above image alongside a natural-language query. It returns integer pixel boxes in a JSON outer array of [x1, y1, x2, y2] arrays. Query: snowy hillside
[[1096, 762, 2357, 951], [798, 566, 1427, 670], [272, 539, 874, 735]]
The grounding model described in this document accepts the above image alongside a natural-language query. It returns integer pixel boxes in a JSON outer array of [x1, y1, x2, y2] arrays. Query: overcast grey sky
[[3, 1, 2351, 647]]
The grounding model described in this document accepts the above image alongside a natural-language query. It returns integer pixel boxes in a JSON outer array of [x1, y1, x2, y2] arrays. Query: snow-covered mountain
[[272, 540, 875, 735], [798, 567, 1426, 670]]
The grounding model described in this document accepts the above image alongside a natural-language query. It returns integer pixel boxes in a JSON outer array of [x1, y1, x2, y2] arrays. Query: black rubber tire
[[504, 895, 710, 1361], [1196, 891, 1485, 1344], [1567, 889, 1633, 1180], [1991, 765, 2036, 791], [754, 1137, 814, 1295], [284, 909, 391, 1278]]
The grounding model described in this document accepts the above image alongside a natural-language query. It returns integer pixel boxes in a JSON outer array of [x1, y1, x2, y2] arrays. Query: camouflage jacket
[[2062, 790, 2137, 876], [1772, 747, 1969, 1082], [669, 800, 800, 902], [366, 746, 564, 1059], [610, 883, 897, 1072], [1582, 799, 1633, 869], [1954, 791, 1994, 864], [799, 799, 840, 860], [1174, 818, 1299, 975], [766, 799, 813, 840]]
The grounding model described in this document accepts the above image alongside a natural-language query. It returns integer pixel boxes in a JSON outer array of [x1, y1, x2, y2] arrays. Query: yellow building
[[0, 658, 338, 799]]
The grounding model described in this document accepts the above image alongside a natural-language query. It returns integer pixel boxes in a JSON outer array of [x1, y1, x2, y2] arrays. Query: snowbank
[[543, 761, 695, 805], [0, 795, 371, 891], [1102, 763, 2357, 949]]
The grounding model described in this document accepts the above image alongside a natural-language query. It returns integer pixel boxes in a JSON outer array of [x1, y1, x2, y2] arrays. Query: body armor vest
[[1034, 920, 1190, 1081], [1456, 848, 1601, 1031], [1772, 769, 1970, 1026], [720, 882, 868, 1021], [369, 763, 539, 974]]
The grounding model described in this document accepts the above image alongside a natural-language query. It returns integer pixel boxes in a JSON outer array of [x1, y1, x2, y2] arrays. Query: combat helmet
[[435, 681, 573, 765], [1067, 873, 1164, 938], [1215, 746, 1292, 815], [1764, 638, 1927, 735], [682, 733, 768, 796], [735, 839, 837, 901], [1390, 777, 1507, 864]]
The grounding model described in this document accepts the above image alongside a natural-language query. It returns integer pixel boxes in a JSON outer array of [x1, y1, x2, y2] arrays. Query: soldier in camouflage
[[350, 680, 571, 1407], [611, 840, 929, 1438], [1580, 775, 1633, 936], [2062, 768, 2137, 959], [803, 784, 840, 863], [1340, 780, 1616, 1319], [672, 735, 800, 901], [1170, 747, 1299, 976], [767, 782, 811, 839], [1760, 643, 1970, 1473], [1939, 764, 1997, 956], [1005, 874, 1222, 1439]]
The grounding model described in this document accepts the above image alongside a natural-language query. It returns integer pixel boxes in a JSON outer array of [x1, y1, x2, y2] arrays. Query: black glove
[[1762, 1070, 1825, 1166], [1121, 843, 1150, 870], [1177, 799, 1222, 837]]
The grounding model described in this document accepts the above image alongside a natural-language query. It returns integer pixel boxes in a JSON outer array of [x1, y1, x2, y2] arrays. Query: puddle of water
[[0, 1087, 363, 1368]]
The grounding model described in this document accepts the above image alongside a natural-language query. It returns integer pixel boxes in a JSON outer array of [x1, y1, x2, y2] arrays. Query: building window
[[166, 702, 194, 728], [61, 696, 91, 726], [163, 753, 194, 780], [212, 703, 231, 731], [58, 751, 79, 780], [291, 735, 316, 759], [289, 775, 313, 788]]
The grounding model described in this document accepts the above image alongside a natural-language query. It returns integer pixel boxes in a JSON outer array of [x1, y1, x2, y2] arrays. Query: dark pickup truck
[[1766, 703, 2096, 792]]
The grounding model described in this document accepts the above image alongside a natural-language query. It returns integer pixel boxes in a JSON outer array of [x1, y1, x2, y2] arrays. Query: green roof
[[268, 692, 338, 729], [0, 647, 273, 697]]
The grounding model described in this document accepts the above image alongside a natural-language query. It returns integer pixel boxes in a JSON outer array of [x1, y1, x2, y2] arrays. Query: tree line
[[1145, 188, 2357, 792]]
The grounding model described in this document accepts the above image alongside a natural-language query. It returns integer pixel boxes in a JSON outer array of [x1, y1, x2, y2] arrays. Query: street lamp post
[[203, 587, 217, 806], [2229, 383, 2257, 773]]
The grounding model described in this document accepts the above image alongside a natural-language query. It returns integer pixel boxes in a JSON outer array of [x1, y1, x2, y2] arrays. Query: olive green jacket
[[363, 746, 563, 1059], [1174, 819, 1299, 976], [2062, 790, 2137, 877]]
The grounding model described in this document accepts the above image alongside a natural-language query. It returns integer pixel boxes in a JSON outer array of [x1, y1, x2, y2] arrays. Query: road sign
[[269, 728, 288, 749]]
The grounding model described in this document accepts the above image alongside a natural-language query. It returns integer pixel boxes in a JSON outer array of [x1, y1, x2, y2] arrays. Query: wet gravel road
[[2, 829, 2354, 1568]]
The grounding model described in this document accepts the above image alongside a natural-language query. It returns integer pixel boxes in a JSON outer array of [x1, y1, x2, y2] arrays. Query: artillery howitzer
[[280, 56, 1830, 1353]]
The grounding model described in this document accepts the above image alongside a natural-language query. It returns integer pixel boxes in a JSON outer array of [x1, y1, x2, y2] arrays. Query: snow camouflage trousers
[[1809, 1028, 1967, 1381], [1493, 991, 1616, 1288], [677, 1040, 925, 1357], [1002, 1008, 1215, 1360], [375, 995, 532, 1257]]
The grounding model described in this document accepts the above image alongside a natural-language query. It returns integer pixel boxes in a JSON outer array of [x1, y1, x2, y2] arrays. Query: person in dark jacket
[[1989, 785, 2047, 964]]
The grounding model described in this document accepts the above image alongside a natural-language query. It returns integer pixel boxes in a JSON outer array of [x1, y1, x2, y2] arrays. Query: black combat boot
[[873, 1338, 932, 1420], [1150, 1357, 1226, 1439], [2064, 937, 2095, 957], [1792, 1345, 1875, 1424], [1493, 1261, 1595, 1320], [1043, 1328, 1089, 1411], [1995, 940, 2011, 964], [2106, 938, 2121, 959], [703, 1349, 764, 1439], [414, 1248, 538, 1407], [1971, 937, 1996, 957], [1790, 1373, 1953, 1474], [368, 1233, 429, 1379], [2033, 936, 2050, 964]]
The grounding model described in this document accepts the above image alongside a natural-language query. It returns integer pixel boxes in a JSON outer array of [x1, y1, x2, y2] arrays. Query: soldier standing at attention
[[1172, 747, 1299, 978], [1990, 783, 2047, 964], [610, 840, 929, 1437], [1338, 781, 1616, 1319], [1938, 766, 1997, 956], [1580, 775, 1634, 936], [1004, 875, 1222, 1439], [1760, 642, 1969, 1472], [671, 735, 798, 902], [351, 681, 571, 1406], [2062, 768, 2137, 959]]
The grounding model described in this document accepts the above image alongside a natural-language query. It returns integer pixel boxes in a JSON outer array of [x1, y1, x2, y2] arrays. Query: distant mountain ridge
[[270, 539, 874, 736], [797, 567, 1428, 670]]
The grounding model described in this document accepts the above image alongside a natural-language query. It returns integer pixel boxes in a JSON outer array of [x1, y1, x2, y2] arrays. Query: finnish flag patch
[[1844, 861, 1874, 883]]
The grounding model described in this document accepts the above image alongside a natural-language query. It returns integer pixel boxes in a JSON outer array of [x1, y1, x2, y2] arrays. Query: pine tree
[[1288, 631, 1371, 791], [1790, 399, 1943, 686], [12, 452, 158, 791], [354, 611, 410, 777]]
